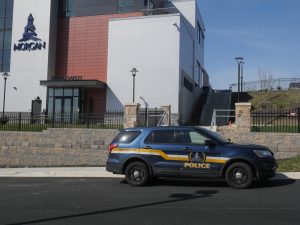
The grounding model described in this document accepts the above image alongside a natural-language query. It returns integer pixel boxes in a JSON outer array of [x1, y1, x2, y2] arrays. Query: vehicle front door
[[180, 128, 221, 178]]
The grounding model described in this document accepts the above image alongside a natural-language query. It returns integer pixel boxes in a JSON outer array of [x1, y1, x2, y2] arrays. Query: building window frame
[[0, 0, 13, 73], [118, 0, 134, 13], [197, 21, 204, 44]]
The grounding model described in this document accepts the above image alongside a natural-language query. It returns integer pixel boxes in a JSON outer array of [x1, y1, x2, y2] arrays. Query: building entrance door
[[54, 97, 72, 122]]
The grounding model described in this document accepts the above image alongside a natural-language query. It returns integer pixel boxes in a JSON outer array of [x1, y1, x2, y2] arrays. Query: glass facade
[[0, 0, 13, 72], [47, 87, 83, 115], [61, 0, 155, 17]]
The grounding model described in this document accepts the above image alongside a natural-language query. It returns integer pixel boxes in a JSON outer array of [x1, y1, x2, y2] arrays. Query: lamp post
[[2, 72, 10, 118], [130, 68, 139, 103], [235, 57, 244, 102], [241, 61, 244, 92]]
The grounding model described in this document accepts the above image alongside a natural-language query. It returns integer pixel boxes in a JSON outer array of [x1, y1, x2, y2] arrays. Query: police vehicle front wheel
[[225, 162, 253, 189], [125, 162, 150, 186]]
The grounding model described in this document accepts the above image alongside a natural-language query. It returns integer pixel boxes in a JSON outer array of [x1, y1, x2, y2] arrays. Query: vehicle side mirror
[[205, 139, 216, 147]]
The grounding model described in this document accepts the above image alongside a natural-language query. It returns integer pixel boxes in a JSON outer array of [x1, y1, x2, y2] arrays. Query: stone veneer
[[0, 128, 120, 167], [218, 128, 300, 159]]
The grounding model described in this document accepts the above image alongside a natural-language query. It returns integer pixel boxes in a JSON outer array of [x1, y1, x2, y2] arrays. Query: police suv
[[106, 127, 276, 189]]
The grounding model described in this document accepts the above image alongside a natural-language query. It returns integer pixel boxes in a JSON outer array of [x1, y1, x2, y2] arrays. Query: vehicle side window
[[183, 130, 209, 145], [113, 131, 141, 143], [145, 130, 176, 144]]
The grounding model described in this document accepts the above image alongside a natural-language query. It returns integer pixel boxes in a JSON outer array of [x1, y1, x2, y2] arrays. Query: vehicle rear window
[[113, 131, 141, 143]]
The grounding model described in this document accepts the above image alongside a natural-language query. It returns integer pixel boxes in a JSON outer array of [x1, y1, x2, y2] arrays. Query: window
[[184, 77, 193, 92], [114, 131, 141, 143], [197, 21, 204, 44], [145, 130, 177, 144], [118, 0, 133, 12], [183, 130, 209, 145], [47, 87, 80, 115], [196, 61, 201, 86], [0, 0, 13, 73]]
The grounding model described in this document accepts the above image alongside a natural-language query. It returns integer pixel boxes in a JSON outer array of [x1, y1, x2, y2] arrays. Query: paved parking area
[[0, 178, 299, 225]]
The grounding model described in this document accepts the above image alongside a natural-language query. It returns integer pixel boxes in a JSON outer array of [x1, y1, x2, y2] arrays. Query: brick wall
[[55, 12, 143, 81]]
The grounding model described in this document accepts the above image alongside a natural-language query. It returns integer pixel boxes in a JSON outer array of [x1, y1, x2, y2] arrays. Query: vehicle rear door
[[179, 128, 221, 177], [140, 129, 182, 177]]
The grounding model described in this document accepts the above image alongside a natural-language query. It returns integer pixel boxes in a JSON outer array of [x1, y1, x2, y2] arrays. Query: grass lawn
[[277, 156, 300, 172], [247, 89, 300, 109]]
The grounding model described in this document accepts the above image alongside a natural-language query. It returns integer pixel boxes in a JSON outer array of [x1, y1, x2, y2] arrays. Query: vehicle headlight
[[253, 150, 273, 157]]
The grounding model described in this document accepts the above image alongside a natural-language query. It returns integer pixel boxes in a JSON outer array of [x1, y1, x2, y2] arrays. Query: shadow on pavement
[[7, 189, 218, 225], [121, 178, 296, 189]]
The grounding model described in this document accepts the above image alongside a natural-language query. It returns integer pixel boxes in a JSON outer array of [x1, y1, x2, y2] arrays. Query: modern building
[[0, 0, 209, 124]]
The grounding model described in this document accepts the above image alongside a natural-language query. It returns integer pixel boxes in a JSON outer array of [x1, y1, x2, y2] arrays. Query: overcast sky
[[198, 0, 300, 89]]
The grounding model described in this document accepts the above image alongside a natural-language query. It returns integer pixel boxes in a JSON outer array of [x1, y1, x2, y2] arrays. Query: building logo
[[13, 14, 46, 51]]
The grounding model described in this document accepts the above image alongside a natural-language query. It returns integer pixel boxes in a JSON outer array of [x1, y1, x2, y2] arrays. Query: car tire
[[225, 162, 253, 189], [125, 162, 150, 187]]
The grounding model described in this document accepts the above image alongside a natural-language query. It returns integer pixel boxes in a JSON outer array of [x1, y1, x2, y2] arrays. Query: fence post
[[298, 108, 300, 133], [87, 114, 90, 128], [145, 107, 148, 127], [51, 114, 54, 128], [18, 112, 22, 131]]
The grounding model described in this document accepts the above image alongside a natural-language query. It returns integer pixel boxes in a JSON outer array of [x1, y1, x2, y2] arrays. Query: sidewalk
[[0, 167, 299, 179]]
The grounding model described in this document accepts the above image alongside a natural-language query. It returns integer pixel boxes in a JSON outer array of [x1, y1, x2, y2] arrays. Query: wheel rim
[[128, 166, 144, 183], [230, 167, 248, 185]]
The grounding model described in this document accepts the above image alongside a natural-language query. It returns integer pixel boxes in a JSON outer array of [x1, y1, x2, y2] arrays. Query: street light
[[235, 57, 244, 102], [1, 72, 10, 118], [130, 68, 139, 103], [241, 61, 244, 92]]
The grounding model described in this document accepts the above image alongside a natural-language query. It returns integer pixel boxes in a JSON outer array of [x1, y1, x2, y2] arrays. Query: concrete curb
[[0, 168, 299, 179], [0, 167, 124, 178]]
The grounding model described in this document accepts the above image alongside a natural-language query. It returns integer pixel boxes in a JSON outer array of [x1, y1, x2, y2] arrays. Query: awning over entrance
[[40, 80, 107, 89]]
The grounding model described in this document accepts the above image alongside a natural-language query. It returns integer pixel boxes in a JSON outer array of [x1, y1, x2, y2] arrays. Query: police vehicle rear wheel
[[225, 162, 253, 189], [125, 162, 149, 186]]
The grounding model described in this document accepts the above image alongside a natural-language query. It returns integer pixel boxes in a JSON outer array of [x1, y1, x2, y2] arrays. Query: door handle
[[144, 146, 152, 149], [181, 147, 191, 151]]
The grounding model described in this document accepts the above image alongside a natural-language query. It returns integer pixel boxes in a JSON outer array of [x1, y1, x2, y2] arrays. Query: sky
[[198, 0, 300, 89]]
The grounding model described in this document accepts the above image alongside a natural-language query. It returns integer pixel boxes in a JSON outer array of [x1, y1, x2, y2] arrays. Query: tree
[[258, 67, 274, 109], [258, 67, 274, 91]]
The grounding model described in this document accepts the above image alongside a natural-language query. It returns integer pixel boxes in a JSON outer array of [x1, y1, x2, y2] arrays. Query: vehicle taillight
[[108, 143, 118, 154]]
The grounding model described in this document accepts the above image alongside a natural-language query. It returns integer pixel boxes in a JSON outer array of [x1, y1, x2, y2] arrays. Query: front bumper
[[256, 159, 277, 179]]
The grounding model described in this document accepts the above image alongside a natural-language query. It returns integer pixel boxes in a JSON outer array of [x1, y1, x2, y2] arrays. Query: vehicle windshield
[[196, 127, 230, 144]]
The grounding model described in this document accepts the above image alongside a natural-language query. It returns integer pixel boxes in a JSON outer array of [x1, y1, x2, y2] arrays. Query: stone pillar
[[123, 103, 140, 128], [160, 105, 171, 126], [235, 102, 251, 132]]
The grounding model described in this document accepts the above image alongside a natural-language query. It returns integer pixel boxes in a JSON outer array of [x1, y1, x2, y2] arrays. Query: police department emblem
[[188, 152, 206, 163]]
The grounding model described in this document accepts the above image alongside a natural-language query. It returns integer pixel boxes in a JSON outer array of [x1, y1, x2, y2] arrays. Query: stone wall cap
[[124, 103, 140, 106], [235, 102, 251, 106]]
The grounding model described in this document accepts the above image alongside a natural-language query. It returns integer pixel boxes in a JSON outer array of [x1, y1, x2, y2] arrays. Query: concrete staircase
[[0, 128, 120, 167], [199, 90, 232, 126]]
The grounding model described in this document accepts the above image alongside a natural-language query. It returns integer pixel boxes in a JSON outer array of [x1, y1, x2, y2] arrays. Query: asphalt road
[[0, 178, 299, 225]]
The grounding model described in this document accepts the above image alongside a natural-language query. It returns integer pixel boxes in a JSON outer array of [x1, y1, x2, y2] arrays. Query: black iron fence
[[0, 111, 124, 132], [138, 108, 166, 127], [251, 108, 300, 133]]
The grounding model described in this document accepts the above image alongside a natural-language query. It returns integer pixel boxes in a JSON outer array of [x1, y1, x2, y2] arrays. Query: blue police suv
[[106, 126, 276, 189]]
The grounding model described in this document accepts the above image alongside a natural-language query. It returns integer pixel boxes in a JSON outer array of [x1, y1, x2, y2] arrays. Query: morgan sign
[[13, 14, 46, 51]]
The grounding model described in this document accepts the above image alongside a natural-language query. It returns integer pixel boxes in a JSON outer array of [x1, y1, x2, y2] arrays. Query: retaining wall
[[218, 129, 300, 159], [0, 129, 119, 167]]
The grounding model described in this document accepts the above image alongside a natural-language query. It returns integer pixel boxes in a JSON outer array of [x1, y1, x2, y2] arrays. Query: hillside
[[232, 90, 300, 110]]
